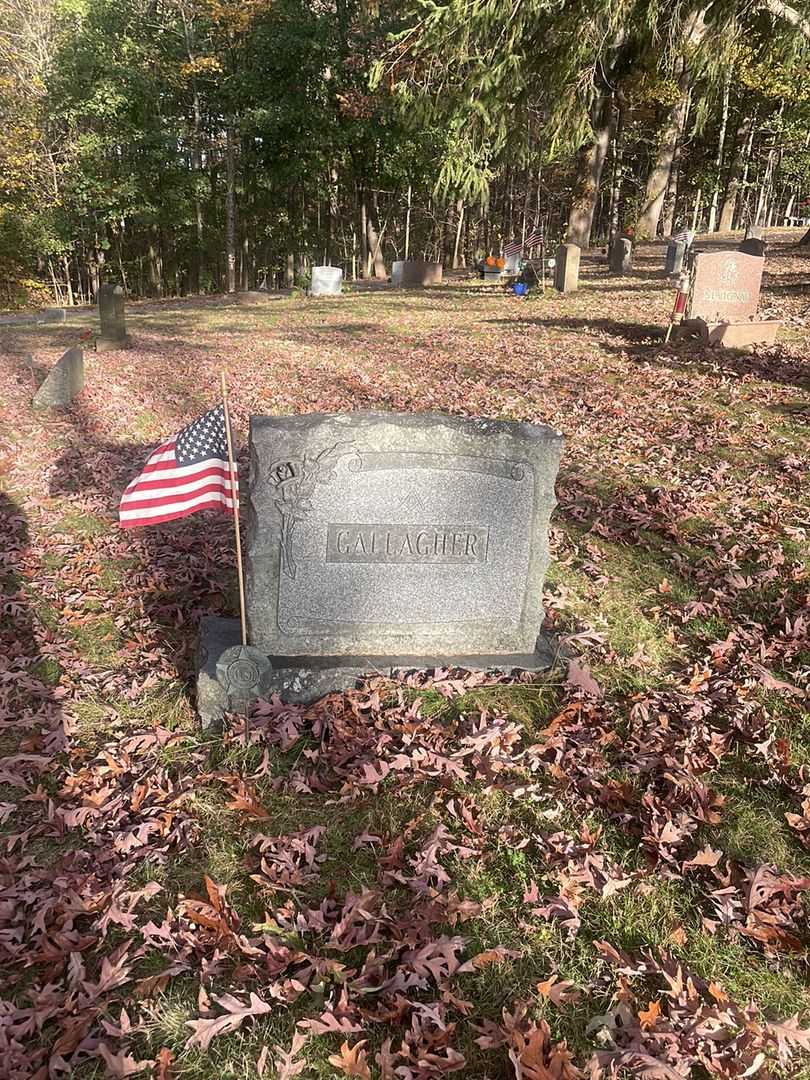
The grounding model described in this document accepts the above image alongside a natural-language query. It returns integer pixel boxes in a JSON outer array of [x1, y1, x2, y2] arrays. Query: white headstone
[[310, 266, 343, 296]]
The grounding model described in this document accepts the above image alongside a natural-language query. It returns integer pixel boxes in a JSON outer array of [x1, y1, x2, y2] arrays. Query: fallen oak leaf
[[638, 1001, 662, 1031], [95, 1044, 153, 1077], [185, 992, 273, 1050], [328, 1040, 371, 1080], [273, 1031, 308, 1079], [155, 1048, 174, 1080], [566, 660, 603, 699], [536, 974, 583, 1005]]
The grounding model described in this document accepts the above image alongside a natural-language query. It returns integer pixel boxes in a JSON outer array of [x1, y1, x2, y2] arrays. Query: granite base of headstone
[[392, 261, 443, 287], [32, 346, 84, 408], [96, 283, 130, 351], [310, 266, 343, 296], [197, 411, 564, 727], [665, 240, 686, 274], [554, 244, 580, 292], [609, 237, 633, 274], [678, 249, 780, 348]]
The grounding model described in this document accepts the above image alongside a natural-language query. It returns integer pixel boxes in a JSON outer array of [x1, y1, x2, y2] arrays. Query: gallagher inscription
[[326, 524, 490, 563]]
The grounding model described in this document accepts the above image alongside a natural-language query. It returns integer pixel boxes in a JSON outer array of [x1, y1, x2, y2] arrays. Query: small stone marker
[[96, 283, 130, 351], [745, 225, 764, 240], [310, 266, 343, 296], [392, 261, 443, 287], [32, 347, 84, 408], [680, 249, 779, 347], [609, 237, 633, 274], [503, 251, 521, 274], [554, 244, 580, 292], [197, 411, 564, 724], [665, 240, 686, 274]]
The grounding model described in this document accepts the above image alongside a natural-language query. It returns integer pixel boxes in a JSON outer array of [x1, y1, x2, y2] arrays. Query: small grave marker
[[310, 266, 343, 296], [609, 237, 633, 274]]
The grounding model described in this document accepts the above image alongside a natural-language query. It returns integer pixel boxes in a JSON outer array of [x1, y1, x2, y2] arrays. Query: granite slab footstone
[[198, 411, 564, 725]]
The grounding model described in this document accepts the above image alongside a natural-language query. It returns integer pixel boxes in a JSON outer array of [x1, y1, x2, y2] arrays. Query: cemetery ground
[[1, 234, 809, 1079]]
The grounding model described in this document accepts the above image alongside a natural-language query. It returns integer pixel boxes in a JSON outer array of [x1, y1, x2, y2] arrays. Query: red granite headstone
[[687, 251, 764, 322]]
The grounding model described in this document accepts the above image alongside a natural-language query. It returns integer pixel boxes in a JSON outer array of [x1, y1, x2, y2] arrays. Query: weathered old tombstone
[[680, 249, 780, 347], [738, 236, 766, 258], [392, 261, 443, 287], [197, 411, 564, 725], [745, 225, 764, 240], [503, 251, 521, 274], [665, 240, 686, 274], [96, 283, 130, 350], [310, 266, 343, 296], [609, 237, 633, 274], [554, 244, 580, 293], [32, 347, 84, 409]]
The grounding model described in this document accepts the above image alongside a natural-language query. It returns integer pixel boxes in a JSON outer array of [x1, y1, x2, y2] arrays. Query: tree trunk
[[707, 75, 731, 232], [452, 198, 464, 268], [182, 8, 205, 294], [662, 91, 690, 236], [719, 115, 753, 231], [61, 254, 74, 306], [636, 64, 691, 238], [365, 194, 387, 279], [148, 227, 163, 297], [606, 100, 624, 247], [566, 95, 612, 248], [225, 124, 237, 293]]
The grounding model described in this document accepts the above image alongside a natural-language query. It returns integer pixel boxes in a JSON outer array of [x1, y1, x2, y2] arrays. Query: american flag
[[119, 404, 238, 528], [503, 240, 522, 257], [525, 227, 544, 248]]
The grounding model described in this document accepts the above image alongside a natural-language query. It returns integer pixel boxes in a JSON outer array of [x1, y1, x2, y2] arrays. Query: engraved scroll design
[[270, 442, 357, 580]]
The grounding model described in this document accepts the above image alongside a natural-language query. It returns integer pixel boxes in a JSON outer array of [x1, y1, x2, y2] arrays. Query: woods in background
[[1, 0, 809, 305]]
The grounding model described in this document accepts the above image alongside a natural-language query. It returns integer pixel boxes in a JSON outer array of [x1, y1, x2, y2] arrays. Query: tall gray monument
[[198, 411, 564, 724], [97, 283, 130, 350]]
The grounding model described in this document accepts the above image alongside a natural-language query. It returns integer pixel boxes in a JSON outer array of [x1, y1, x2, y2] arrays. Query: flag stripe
[[120, 488, 235, 522], [119, 498, 234, 528], [125, 457, 233, 489], [122, 466, 235, 499], [122, 475, 237, 507]]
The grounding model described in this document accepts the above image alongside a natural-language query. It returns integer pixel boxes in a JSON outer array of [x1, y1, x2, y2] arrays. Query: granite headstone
[[198, 411, 564, 723], [686, 250, 764, 323], [32, 347, 84, 408], [609, 237, 633, 274], [392, 261, 443, 287], [554, 244, 580, 292], [310, 266, 343, 296], [665, 240, 686, 274], [97, 283, 130, 351]]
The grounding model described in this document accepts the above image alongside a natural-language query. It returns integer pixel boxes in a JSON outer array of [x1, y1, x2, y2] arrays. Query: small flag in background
[[503, 240, 522, 257], [119, 404, 237, 528], [525, 227, 544, 248]]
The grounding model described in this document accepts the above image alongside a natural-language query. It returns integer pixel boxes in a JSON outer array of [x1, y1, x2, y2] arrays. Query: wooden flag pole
[[220, 372, 247, 646]]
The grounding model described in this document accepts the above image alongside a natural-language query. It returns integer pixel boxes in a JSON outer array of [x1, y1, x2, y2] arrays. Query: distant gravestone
[[310, 266, 343, 296], [393, 261, 443, 287], [97, 284, 130, 351], [554, 244, 580, 293], [32, 347, 84, 409], [197, 411, 564, 724], [738, 237, 766, 258], [503, 251, 521, 274], [745, 225, 764, 241], [609, 237, 633, 274], [665, 240, 686, 274]]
